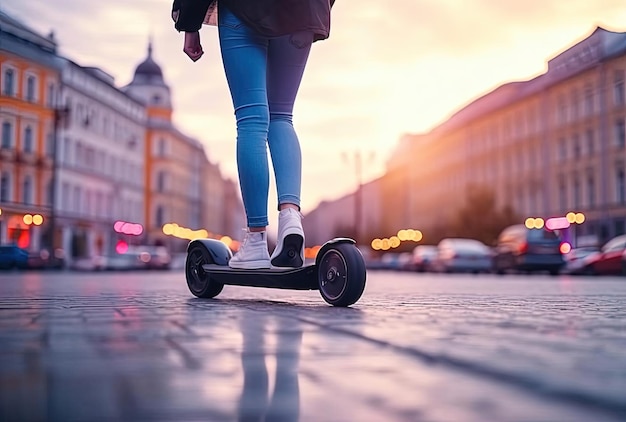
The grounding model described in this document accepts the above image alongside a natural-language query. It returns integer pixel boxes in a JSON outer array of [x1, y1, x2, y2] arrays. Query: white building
[[57, 59, 146, 264]]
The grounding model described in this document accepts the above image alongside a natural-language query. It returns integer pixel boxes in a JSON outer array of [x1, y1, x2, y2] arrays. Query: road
[[0, 269, 625, 421]]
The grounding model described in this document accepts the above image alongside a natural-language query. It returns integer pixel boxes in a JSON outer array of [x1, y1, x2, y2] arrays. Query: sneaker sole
[[271, 234, 304, 268], [229, 260, 271, 270]]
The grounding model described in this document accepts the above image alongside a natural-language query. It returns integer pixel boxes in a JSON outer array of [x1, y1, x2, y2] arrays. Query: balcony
[[0, 147, 16, 161], [36, 155, 53, 168], [15, 151, 39, 166]]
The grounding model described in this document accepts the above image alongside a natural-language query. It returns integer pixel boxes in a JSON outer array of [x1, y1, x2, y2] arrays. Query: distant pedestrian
[[172, 0, 335, 269]]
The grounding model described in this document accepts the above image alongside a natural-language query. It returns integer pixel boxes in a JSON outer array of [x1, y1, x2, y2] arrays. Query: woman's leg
[[266, 32, 313, 211], [218, 7, 270, 229], [266, 32, 313, 267]]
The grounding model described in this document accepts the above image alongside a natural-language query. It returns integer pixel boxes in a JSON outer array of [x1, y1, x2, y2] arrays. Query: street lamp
[[342, 150, 375, 245]]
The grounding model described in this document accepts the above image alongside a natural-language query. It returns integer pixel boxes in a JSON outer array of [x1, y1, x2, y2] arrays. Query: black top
[[172, 0, 335, 42]]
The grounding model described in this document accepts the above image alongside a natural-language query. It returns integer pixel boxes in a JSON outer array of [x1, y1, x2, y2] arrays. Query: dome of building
[[130, 41, 166, 86]]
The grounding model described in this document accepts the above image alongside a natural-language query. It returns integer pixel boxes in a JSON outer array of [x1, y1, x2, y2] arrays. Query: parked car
[[0, 245, 29, 269], [580, 234, 626, 275], [27, 249, 65, 270], [396, 252, 414, 271], [379, 252, 404, 271], [411, 245, 438, 272], [561, 247, 600, 275], [104, 252, 145, 271], [492, 224, 565, 275], [431, 238, 493, 273], [136, 246, 172, 270]]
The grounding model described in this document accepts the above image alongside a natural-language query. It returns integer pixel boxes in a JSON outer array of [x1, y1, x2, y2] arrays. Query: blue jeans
[[218, 6, 313, 228]]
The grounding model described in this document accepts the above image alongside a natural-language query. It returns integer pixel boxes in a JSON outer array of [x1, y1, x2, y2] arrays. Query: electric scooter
[[185, 237, 366, 307]]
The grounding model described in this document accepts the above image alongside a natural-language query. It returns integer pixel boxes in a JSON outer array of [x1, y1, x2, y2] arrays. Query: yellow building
[[0, 12, 60, 252]]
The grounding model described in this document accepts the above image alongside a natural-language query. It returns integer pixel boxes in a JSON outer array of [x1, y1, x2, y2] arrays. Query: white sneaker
[[271, 208, 305, 268], [229, 229, 271, 269]]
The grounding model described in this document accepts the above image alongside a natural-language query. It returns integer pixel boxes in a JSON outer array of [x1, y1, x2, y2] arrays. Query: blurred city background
[[1, 4, 626, 277]]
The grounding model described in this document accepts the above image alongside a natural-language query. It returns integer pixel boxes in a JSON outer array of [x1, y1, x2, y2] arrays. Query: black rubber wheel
[[185, 244, 224, 298], [317, 243, 366, 307]]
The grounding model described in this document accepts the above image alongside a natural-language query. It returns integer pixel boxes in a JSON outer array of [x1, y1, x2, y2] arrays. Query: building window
[[617, 168, 626, 204], [587, 174, 595, 208], [616, 119, 626, 148], [61, 183, 70, 212], [615, 70, 625, 107], [529, 189, 537, 215], [573, 134, 581, 160], [73, 186, 82, 214], [46, 83, 55, 107], [95, 150, 103, 174], [95, 192, 102, 218], [107, 194, 114, 218], [2, 122, 13, 149], [86, 147, 95, 169], [47, 133, 55, 156], [102, 116, 109, 137], [23, 176, 33, 205], [584, 85, 594, 116], [63, 137, 72, 164], [0, 173, 10, 202], [24, 126, 33, 153], [157, 171, 166, 193], [127, 135, 138, 150], [586, 129, 594, 155], [559, 177, 567, 211], [573, 177, 581, 208], [75, 142, 83, 166], [557, 96, 567, 125], [570, 89, 579, 121], [26, 75, 36, 102], [558, 138, 567, 162], [85, 191, 92, 217], [3, 68, 15, 96], [46, 181, 53, 207], [156, 206, 164, 228], [158, 138, 167, 156]]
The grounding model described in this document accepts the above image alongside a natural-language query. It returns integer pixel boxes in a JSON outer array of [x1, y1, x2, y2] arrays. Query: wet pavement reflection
[[238, 313, 302, 422], [0, 271, 625, 421]]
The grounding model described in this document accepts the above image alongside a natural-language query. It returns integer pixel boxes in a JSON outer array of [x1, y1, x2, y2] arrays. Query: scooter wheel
[[317, 243, 366, 307], [185, 243, 224, 298]]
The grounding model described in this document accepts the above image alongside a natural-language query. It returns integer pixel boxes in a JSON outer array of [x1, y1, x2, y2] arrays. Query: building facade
[[0, 12, 60, 253], [56, 59, 147, 264], [303, 177, 381, 247], [305, 26, 626, 250], [2, 11, 244, 265], [386, 26, 626, 247]]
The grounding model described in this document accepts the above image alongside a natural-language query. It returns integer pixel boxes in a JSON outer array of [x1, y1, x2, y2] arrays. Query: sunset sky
[[3, 0, 626, 215]]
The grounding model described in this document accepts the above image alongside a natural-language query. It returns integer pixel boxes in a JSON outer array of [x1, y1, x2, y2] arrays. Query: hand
[[183, 31, 204, 62]]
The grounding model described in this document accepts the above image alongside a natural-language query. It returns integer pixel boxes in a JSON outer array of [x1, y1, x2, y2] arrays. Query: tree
[[449, 185, 520, 245]]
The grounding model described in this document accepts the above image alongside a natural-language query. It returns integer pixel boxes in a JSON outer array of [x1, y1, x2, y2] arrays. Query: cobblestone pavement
[[0, 270, 625, 421]]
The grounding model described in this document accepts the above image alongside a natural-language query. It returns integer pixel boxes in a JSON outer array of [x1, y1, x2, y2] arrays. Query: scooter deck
[[201, 264, 319, 290]]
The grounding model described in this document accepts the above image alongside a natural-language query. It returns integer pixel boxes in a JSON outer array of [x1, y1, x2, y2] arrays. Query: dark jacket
[[172, 0, 335, 42]]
